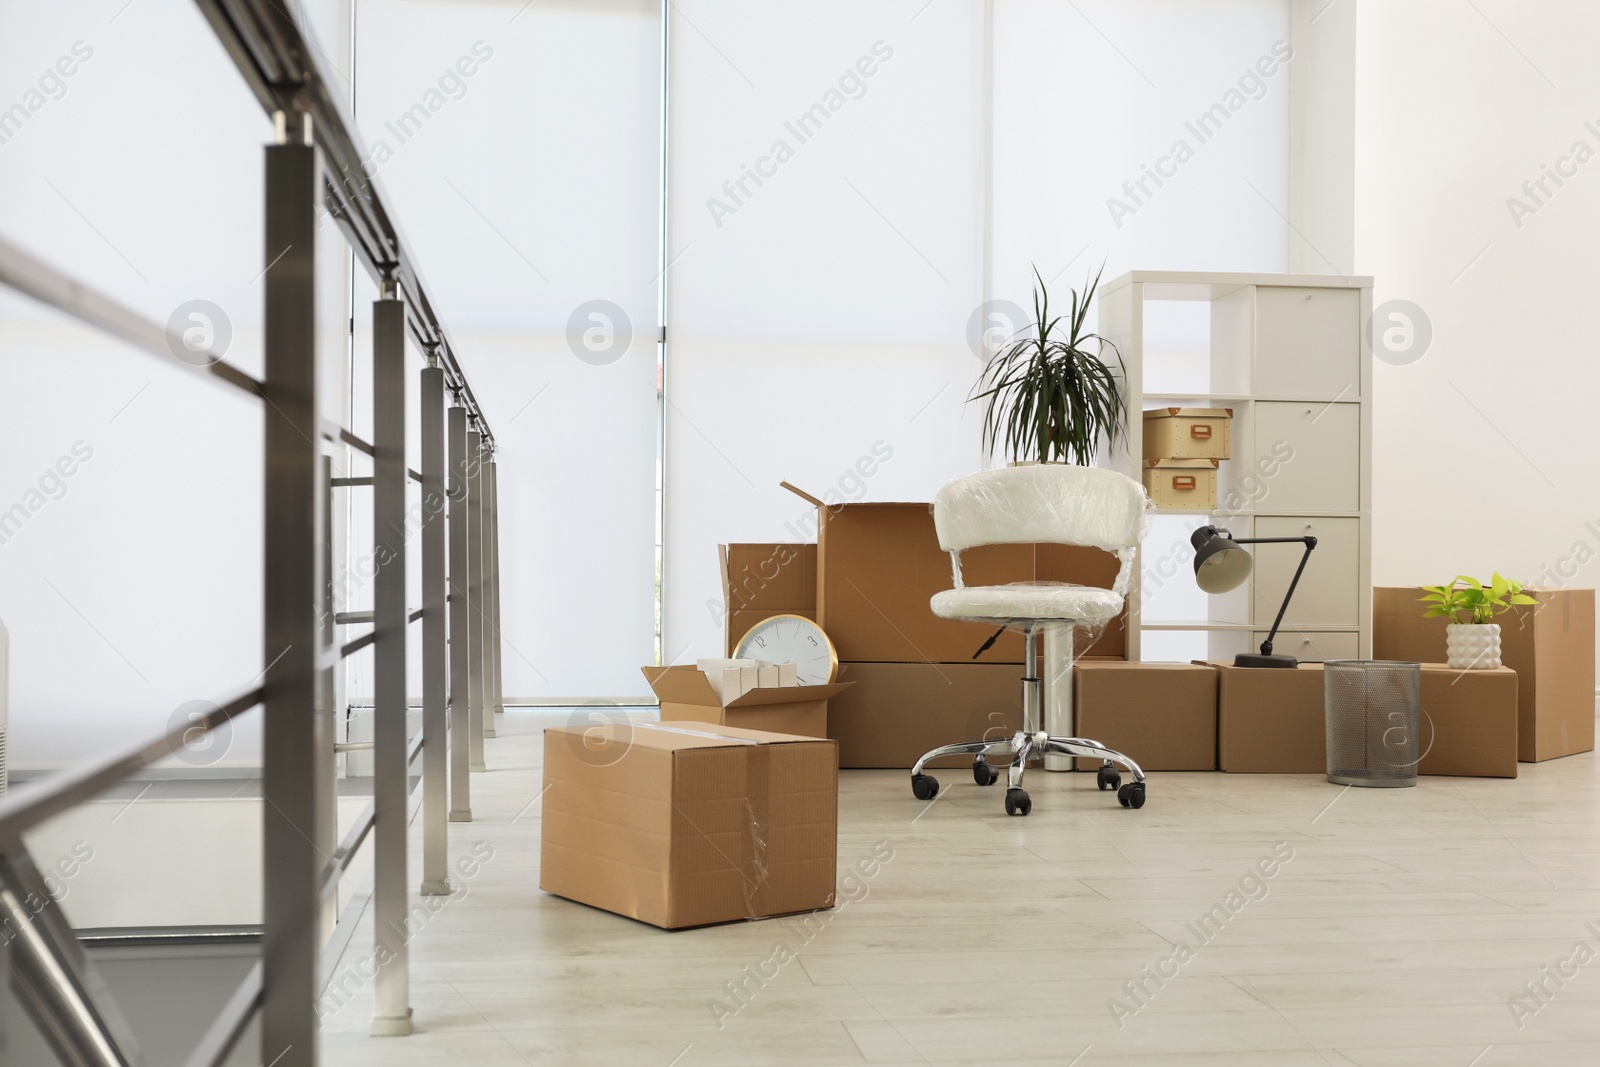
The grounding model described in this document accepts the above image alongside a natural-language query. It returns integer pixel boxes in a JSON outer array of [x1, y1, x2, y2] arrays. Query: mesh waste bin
[[1324, 660, 1421, 787]]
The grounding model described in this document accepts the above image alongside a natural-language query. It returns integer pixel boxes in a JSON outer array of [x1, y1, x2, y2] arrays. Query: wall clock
[[733, 614, 838, 685]]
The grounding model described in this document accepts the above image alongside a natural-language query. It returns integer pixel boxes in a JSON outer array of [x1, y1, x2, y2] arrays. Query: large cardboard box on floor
[[828, 661, 1026, 768], [720, 543, 817, 657], [1210, 661, 1326, 773], [1418, 664, 1518, 778], [1071, 661, 1218, 771], [541, 721, 838, 929], [779, 483, 1126, 664], [1373, 587, 1595, 761], [643, 665, 851, 739]]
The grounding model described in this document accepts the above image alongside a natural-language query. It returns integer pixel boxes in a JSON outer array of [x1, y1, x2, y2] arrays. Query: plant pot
[[1446, 623, 1502, 670]]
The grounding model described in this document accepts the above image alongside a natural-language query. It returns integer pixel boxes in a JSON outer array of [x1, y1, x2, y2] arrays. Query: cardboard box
[[781, 483, 1127, 664], [643, 665, 850, 738], [1143, 458, 1219, 510], [722, 543, 818, 656], [1142, 407, 1233, 461], [1373, 587, 1595, 761], [1418, 664, 1518, 778], [1211, 661, 1326, 772], [1071, 661, 1218, 771], [828, 661, 1026, 768], [541, 720, 838, 929]]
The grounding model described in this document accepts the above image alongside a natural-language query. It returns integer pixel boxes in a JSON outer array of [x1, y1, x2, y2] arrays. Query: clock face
[[734, 614, 837, 685]]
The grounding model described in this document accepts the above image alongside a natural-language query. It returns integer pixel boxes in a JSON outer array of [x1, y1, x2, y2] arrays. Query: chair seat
[[930, 583, 1123, 624]]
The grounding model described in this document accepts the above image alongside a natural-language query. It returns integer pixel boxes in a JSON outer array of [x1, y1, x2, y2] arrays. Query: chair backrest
[[932, 465, 1149, 593]]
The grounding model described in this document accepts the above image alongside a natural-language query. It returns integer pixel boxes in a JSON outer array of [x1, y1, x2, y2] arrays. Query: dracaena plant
[[973, 265, 1127, 466], [1419, 574, 1537, 625]]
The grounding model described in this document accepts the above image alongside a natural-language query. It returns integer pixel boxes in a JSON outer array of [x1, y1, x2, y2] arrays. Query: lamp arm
[[1232, 536, 1317, 655]]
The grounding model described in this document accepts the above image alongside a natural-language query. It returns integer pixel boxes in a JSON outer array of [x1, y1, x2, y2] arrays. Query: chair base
[[909, 731, 1147, 816]]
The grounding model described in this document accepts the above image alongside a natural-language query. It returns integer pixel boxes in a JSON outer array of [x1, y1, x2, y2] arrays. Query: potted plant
[[1418, 574, 1536, 670], [972, 266, 1127, 465]]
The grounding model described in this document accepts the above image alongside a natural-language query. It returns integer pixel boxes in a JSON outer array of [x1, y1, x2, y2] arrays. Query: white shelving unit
[[1097, 270, 1375, 665]]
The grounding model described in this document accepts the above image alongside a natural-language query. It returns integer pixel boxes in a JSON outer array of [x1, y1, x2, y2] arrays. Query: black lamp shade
[[1191, 526, 1253, 594]]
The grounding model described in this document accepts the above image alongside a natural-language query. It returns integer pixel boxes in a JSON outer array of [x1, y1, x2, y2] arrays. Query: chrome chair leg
[[1039, 736, 1146, 783], [910, 737, 1012, 777]]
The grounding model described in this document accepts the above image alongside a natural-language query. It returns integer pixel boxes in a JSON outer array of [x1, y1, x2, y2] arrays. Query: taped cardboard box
[[828, 661, 1026, 768], [1210, 661, 1326, 773], [643, 665, 851, 739], [541, 720, 838, 929], [1071, 661, 1217, 771], [721, 543, 817, 656], [1373, 587, 1595, 761], [1418, 664, 1518, 778], [779, 483, 1126, 664]]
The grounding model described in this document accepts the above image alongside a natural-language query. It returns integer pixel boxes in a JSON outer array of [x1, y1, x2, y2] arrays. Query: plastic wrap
[[931, 465, 1153, 644]]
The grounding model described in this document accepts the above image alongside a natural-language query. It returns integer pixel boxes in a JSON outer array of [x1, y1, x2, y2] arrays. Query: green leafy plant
[[973, 265, 1127, 465], [1418, 574, 1536, 625]]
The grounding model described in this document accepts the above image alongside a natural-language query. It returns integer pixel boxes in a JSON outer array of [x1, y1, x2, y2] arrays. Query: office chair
[[909, 464, 1151, 816]]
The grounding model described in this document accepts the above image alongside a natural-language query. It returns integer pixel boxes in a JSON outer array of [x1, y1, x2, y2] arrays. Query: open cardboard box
[[642, 665, 851, 739]]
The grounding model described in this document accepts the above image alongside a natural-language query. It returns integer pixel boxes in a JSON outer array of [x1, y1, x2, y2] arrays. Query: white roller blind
[[355, 0, 662, 701], [663, 0, 988, 662]]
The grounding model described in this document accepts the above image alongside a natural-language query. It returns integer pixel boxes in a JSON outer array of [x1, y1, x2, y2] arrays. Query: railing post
[[420, 360, 451, 893], [447, 403, 473, 821], [487, 456, 504, 728], [261, 111, 324, 1067], [466, 429, 487, 770], [370, 284, 411, 1036], [480, 452, 495, 740], [0, 849, 139, 1065]]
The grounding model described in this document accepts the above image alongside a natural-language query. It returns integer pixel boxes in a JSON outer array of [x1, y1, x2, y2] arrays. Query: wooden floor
[[320, 709, 1600, 1066]]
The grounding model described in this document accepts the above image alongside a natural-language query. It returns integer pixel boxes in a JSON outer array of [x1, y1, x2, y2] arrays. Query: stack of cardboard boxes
[[724, 484, 1154, 770]]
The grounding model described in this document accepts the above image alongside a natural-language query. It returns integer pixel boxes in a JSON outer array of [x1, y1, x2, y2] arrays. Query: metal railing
[[0, 2, 506, 1063]]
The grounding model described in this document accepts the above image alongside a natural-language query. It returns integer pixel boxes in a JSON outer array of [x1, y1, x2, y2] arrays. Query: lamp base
[[1233, 652, 1300, 669]]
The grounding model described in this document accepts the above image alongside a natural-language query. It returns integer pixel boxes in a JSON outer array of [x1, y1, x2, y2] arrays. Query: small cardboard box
[[1143, 458, 1219, 510], [541, 720, 838, 929], [722, 543, 818, 657], [1418, 664, 1518, 778], [827, 661, 1026, 768], [1142, 407, 1233, 461], [643, 665, 851, 739], [1373, 587, 1595, 761], [1210, 661, 1326, 772], [780, 483, 1127, 664], [1071, 661, 1218, 771]]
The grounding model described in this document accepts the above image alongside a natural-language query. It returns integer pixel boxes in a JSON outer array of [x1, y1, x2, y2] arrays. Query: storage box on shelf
[[1099, 271, 1374, 664], [1143, 458, 1219, 510], [1142, 407, 1233, 461], [1374, 587, 1594, 761]]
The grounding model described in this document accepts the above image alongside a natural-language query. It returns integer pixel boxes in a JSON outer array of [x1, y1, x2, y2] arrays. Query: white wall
[[1354, 1, 1600, 649]]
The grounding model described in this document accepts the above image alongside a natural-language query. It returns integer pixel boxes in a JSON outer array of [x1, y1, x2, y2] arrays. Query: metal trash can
[[1324, 660, 1421, 787]]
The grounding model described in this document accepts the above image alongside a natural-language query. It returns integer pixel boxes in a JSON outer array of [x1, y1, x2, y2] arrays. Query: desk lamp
[[1191, 525, 1318, 668]]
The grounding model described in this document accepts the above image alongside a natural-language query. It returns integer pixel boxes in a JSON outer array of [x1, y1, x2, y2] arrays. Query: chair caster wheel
[[1117, 782, 1146, 809], [911, 774, 939, 801], [973, 761, 999, 786], [1004, 788, 1031, 817], [1096, 766, 1120, 791]]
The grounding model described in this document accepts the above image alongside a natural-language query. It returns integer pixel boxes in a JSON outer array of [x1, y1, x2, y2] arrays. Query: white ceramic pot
[[1446, 622, 1502, 670]]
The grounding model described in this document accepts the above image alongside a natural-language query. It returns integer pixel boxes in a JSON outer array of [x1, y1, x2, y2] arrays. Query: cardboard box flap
[[648, 720, 829, 746], [780, 482, 929, 510], [726, 680, 854, 708], [640, 665, 723, 708]]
